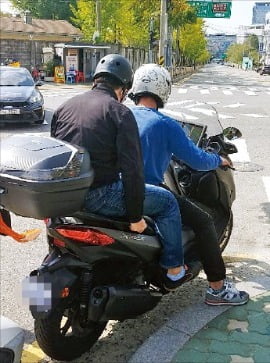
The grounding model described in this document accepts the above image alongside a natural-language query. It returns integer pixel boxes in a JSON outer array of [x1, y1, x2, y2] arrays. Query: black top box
[[0, 134, 94, 219]]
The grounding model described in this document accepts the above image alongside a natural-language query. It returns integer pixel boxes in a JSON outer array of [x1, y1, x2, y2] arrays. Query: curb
[[129, 275, 270, 363]]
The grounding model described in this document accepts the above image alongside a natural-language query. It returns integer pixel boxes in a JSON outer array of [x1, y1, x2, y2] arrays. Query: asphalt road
[[0, 64, 270, 363]]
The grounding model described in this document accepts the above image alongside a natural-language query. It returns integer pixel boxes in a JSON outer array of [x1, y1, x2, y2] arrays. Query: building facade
[[252, 2, 270, 24], [206, 34, 236, 59], [263, 12, 270, 64], [237, 24, 265, 53], [0, 14, 82, 69]]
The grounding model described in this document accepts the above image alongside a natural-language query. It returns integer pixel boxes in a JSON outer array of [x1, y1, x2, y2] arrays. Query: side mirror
[[223, 127, 242, 141], [35, 80, 44, 87], [0, 347, 15, 363]]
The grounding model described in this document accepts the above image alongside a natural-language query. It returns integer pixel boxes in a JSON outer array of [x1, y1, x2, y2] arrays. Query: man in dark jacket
[[51, 54, 194, 291]]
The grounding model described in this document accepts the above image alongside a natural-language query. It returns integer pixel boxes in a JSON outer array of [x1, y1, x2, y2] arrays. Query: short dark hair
[[94, 73, 124, 89], [130, 92, 164, 108]]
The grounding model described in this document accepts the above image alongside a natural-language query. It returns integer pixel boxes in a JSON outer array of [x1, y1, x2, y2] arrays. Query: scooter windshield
[[163, 101, 223, 141]]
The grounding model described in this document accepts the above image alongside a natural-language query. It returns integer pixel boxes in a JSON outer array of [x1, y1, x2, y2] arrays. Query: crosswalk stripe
[[178, 88, 188, 94], [200, 89, 210, 94], [244, 90, 257, 96], [262, 177, 270, 202], [223, 90, 233, 95], [229, 139, 250, 162]]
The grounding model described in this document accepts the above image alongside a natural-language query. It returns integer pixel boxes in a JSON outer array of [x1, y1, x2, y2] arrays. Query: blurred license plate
[[0, 109, 20, 115]]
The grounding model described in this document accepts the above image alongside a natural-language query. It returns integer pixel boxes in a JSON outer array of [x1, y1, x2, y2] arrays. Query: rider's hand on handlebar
[[220, 156, 235, 170], [220, 156, 232, 167], [129, 218, 147, 233]]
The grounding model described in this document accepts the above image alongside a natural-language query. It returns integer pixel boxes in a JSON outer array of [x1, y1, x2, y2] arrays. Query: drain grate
[[233, 162, 264, 172]]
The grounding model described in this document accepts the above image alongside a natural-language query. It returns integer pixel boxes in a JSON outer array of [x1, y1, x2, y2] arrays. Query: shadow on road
[[0, 108, 53, 135], [50, 256, 270, 363]]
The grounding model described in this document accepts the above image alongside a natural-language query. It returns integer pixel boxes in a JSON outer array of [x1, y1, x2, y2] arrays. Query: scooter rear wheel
[[34, 300, 106, 361]]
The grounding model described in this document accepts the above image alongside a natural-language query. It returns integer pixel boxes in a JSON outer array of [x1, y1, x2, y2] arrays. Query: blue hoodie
[[130, 106, 221, 185]]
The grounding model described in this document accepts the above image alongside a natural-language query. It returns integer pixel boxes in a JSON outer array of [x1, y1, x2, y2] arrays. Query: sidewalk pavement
[[130, 276, 270, 363]]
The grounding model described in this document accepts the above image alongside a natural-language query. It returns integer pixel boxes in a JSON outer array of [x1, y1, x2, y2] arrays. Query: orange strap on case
[[0, 215, 41, 243]]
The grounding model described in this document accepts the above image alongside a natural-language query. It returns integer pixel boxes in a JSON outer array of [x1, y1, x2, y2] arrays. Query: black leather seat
[[65, 211, 156, 236]]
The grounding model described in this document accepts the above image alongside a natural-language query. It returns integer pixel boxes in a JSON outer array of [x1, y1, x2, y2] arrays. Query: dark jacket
[[51, 84, 144, 222]]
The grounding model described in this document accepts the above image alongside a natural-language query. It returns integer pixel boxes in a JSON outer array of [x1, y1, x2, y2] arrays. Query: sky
[[0, 0, 269, 34]]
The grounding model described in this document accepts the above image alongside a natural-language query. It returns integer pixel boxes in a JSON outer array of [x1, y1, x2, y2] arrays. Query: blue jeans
[[84, 181, 183, 269]]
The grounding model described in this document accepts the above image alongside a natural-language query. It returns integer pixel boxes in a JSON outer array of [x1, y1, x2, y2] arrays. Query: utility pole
[[149, 17, 154, 63], [159, 0, 168, 66], [96, 0, 101, 36], [93, 0, 101, 43]]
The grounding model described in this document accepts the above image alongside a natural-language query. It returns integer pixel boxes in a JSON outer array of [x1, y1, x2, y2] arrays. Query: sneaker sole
[[204, 299, 249, 306]]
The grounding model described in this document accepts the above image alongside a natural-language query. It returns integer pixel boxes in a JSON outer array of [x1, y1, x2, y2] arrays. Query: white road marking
[[229, 139, 250, 162], [200, 89, 210, 94], [166, 100, 194, 106], [223, 90, 233, 95], [244, 90, 257, 96], [207, 101, 220, 105], [240, 113, 267, 118], [219, 114, 236, 119], [163, 109, 198, 120], [262, 177, 270, 202], [178, 88, 188, 94], [189, 107, 216, 116], [224, 103, 245, 108]]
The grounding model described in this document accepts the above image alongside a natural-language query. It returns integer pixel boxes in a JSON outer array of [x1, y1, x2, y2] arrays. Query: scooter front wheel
[[34, 299, 106, 361]]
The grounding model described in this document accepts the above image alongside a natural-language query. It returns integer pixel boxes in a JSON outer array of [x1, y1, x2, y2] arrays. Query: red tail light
[[55, 227, 115, 246], [53, 238, 66, 247]]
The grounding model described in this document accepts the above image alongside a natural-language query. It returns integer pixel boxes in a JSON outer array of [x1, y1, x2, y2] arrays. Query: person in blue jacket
[[128, 63, 249, 305]]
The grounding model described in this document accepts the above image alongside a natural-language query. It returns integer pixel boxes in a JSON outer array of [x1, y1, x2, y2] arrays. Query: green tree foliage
[[72, 0, 160, 46], [246, 34, 259, 51], [72, 0, 197, 47], [11, 0, 77, 20], [169, 0, 197, 28], [179, 19, 210, 67], [226, 35, 260, 66]]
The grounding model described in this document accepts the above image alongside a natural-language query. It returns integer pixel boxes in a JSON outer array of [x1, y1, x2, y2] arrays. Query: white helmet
[[129, 63, 171, 108]]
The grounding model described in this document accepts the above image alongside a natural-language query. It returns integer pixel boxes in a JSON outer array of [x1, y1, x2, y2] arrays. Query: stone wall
[[0, 39, 56, 70]]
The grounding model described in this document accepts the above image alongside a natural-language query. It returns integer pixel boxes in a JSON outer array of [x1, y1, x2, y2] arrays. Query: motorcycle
[[3, 103, 242, 361]]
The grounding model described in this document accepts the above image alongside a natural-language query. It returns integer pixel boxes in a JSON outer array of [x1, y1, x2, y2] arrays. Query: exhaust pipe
[[88, 285, 162, 321]]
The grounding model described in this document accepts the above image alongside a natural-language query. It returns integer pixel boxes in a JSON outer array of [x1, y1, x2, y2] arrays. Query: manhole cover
[[233, 162, 264, 172]]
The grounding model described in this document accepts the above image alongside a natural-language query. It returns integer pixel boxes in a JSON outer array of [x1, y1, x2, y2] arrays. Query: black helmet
[[93, 54, 133, 89]]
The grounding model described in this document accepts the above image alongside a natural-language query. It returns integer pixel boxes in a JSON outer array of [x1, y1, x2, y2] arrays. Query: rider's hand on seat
[[130, 218, 147, 233]]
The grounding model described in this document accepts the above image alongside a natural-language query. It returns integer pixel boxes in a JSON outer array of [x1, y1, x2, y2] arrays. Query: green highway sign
[[188, 1, 232, 18]]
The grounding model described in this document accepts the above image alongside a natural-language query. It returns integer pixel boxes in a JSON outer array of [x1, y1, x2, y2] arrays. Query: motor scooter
[[0, 102, 242, 361]]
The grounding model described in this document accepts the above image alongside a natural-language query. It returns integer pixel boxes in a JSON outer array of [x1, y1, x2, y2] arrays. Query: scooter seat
[[67, 211, 156, 236]]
